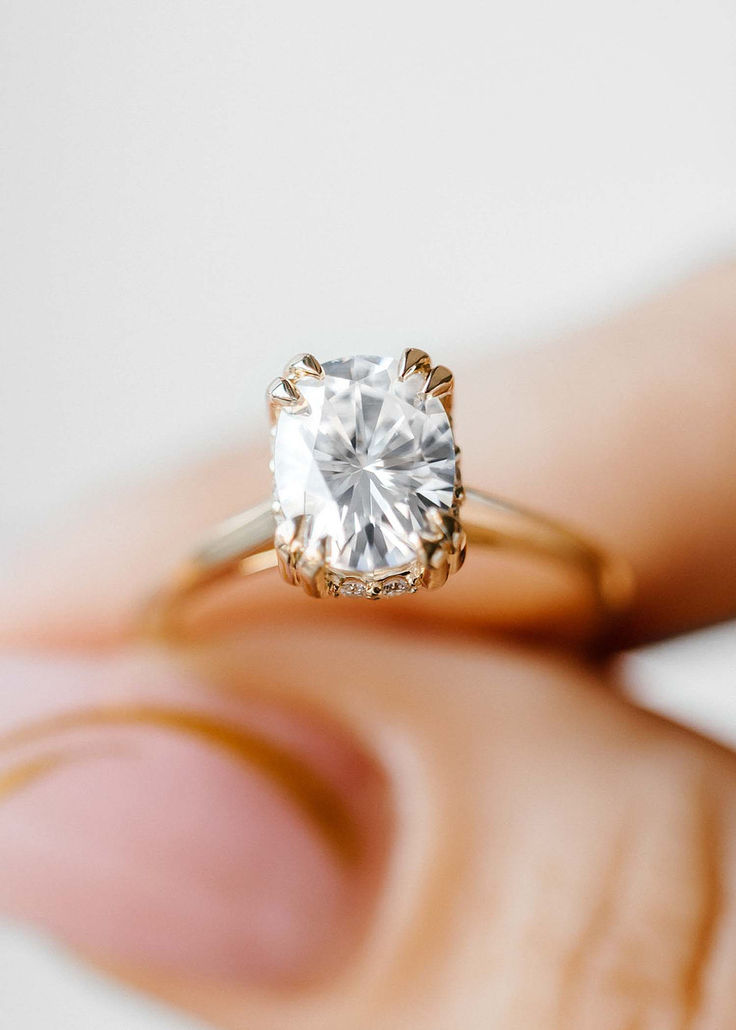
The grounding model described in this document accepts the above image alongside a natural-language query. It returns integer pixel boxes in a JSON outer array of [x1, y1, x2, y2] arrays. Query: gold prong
[[274, 518, 330, 597], [398, 347, 432, 381], [419, 364, 454, 415], [274, 518, 298, 585], [274, 515, 309, 586], [275, 546, 295, 584], [422, 364, 454, 398], [449, 524, 467, 574], [419, 533, 450, 590], [416, 510, 446, 590], [266, 377, 308, 422], [436, 511, 466, 573], [284, 353, 324, 381], [417, 508, 465, 588], [423, 508, 444, 537], [297, 536, 329, 598]]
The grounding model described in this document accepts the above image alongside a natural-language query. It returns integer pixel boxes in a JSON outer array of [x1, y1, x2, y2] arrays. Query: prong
[[275, 546, 295, 584], [275, 518, 330, 597], [284, 353, 324, 381], [274, 518, 296, 584], [416, 508, 466, 589], [421, 364, 454, 399], [274, 515, 308, 586], [398, 347, 432, 381], [424, 507, 445, 534], [415, 510, 447, 590], [448, 522, 467, 574], [296, 536, 329, 598], [418, 532, 450, 590], [266, 376, 308, 422], [435, 510, 466, 574]]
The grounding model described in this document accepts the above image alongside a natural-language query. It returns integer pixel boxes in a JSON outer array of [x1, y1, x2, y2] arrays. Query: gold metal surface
[[398, 347, 432, 381], [147, 485, 632, 636], [266, 377, 307, 422], [283, 353, 324, 381], [420, 364, 454, 414]]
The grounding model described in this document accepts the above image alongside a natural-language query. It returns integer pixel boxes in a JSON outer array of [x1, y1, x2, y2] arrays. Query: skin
[[1, 264, 736, 1028]]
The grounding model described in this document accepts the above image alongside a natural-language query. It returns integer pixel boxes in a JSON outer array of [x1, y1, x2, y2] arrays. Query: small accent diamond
[[382, 577, 412, 596], [340, 580, 367, 597]]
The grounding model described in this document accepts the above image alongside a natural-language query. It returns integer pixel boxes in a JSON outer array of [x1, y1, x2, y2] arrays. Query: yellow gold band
[[146, 488, 633, 644]]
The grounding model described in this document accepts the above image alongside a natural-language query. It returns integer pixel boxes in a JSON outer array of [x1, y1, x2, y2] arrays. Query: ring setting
[[149, 349, 633, 641], [267, 350, 466, 600]]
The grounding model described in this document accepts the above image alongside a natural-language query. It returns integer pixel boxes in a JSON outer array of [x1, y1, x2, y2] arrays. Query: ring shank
[[462, 489, 633, 619], [147, 489, 632, 641]]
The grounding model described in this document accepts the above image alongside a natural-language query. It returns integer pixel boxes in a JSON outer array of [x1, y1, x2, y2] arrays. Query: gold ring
[[148, 350, 633, 641]]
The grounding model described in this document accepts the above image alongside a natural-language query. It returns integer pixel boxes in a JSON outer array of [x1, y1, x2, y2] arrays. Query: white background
[[1, 1, 735, 1026]]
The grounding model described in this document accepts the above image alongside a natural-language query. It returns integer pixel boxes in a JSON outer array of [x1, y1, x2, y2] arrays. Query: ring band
[[148, 488, 632, 634], [147, 351, 633, 641]]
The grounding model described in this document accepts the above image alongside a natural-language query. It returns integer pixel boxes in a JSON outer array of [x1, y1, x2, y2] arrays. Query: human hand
[[2, 265, 736, 1028]]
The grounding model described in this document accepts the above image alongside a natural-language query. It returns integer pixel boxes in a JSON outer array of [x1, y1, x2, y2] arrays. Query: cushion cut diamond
[[273, 355, 457, 574]]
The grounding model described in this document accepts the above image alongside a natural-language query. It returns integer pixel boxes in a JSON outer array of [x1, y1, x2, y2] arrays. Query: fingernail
[[0, 652, 391, 985]]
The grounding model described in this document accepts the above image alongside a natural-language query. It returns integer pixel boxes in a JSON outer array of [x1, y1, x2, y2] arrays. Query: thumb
[[0, 645, 392, 987], [3, 629, 736, 1030]]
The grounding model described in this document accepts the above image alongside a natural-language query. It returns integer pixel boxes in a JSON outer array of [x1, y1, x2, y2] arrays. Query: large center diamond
[[273, 355, 457, 574]]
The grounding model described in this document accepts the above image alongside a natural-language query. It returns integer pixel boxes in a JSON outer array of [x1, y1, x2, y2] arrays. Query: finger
[[2, 263, 736, 649], [4, 628, 736, 1027], [459, 260, 736, 645], [0, 646, 391, 986], [0, 448, 272, 649]]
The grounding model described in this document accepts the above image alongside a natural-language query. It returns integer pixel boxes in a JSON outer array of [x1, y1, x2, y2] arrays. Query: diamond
[[272, 355, 456, 575], [339, 579, 367, 597], [382, 576, 412, 596]]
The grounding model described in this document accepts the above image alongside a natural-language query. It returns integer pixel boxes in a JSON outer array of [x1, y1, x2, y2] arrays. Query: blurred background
[[1, 0, 735, 1025]]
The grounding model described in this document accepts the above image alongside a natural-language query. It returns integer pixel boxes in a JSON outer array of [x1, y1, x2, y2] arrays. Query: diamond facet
[[272, 355, 457, 575]]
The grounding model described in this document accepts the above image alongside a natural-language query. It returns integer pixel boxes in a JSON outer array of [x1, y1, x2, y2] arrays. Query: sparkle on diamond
[[273, 355, 456, 574]]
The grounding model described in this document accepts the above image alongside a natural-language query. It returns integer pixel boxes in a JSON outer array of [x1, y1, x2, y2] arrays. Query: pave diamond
[[272, 355, 456, 574]]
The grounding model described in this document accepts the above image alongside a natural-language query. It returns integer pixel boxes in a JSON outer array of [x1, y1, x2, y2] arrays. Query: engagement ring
[[150, 350, 633, 638]]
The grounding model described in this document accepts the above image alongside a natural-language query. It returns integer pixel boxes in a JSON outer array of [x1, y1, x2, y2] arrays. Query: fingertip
[[0, 650, 392, 986]]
